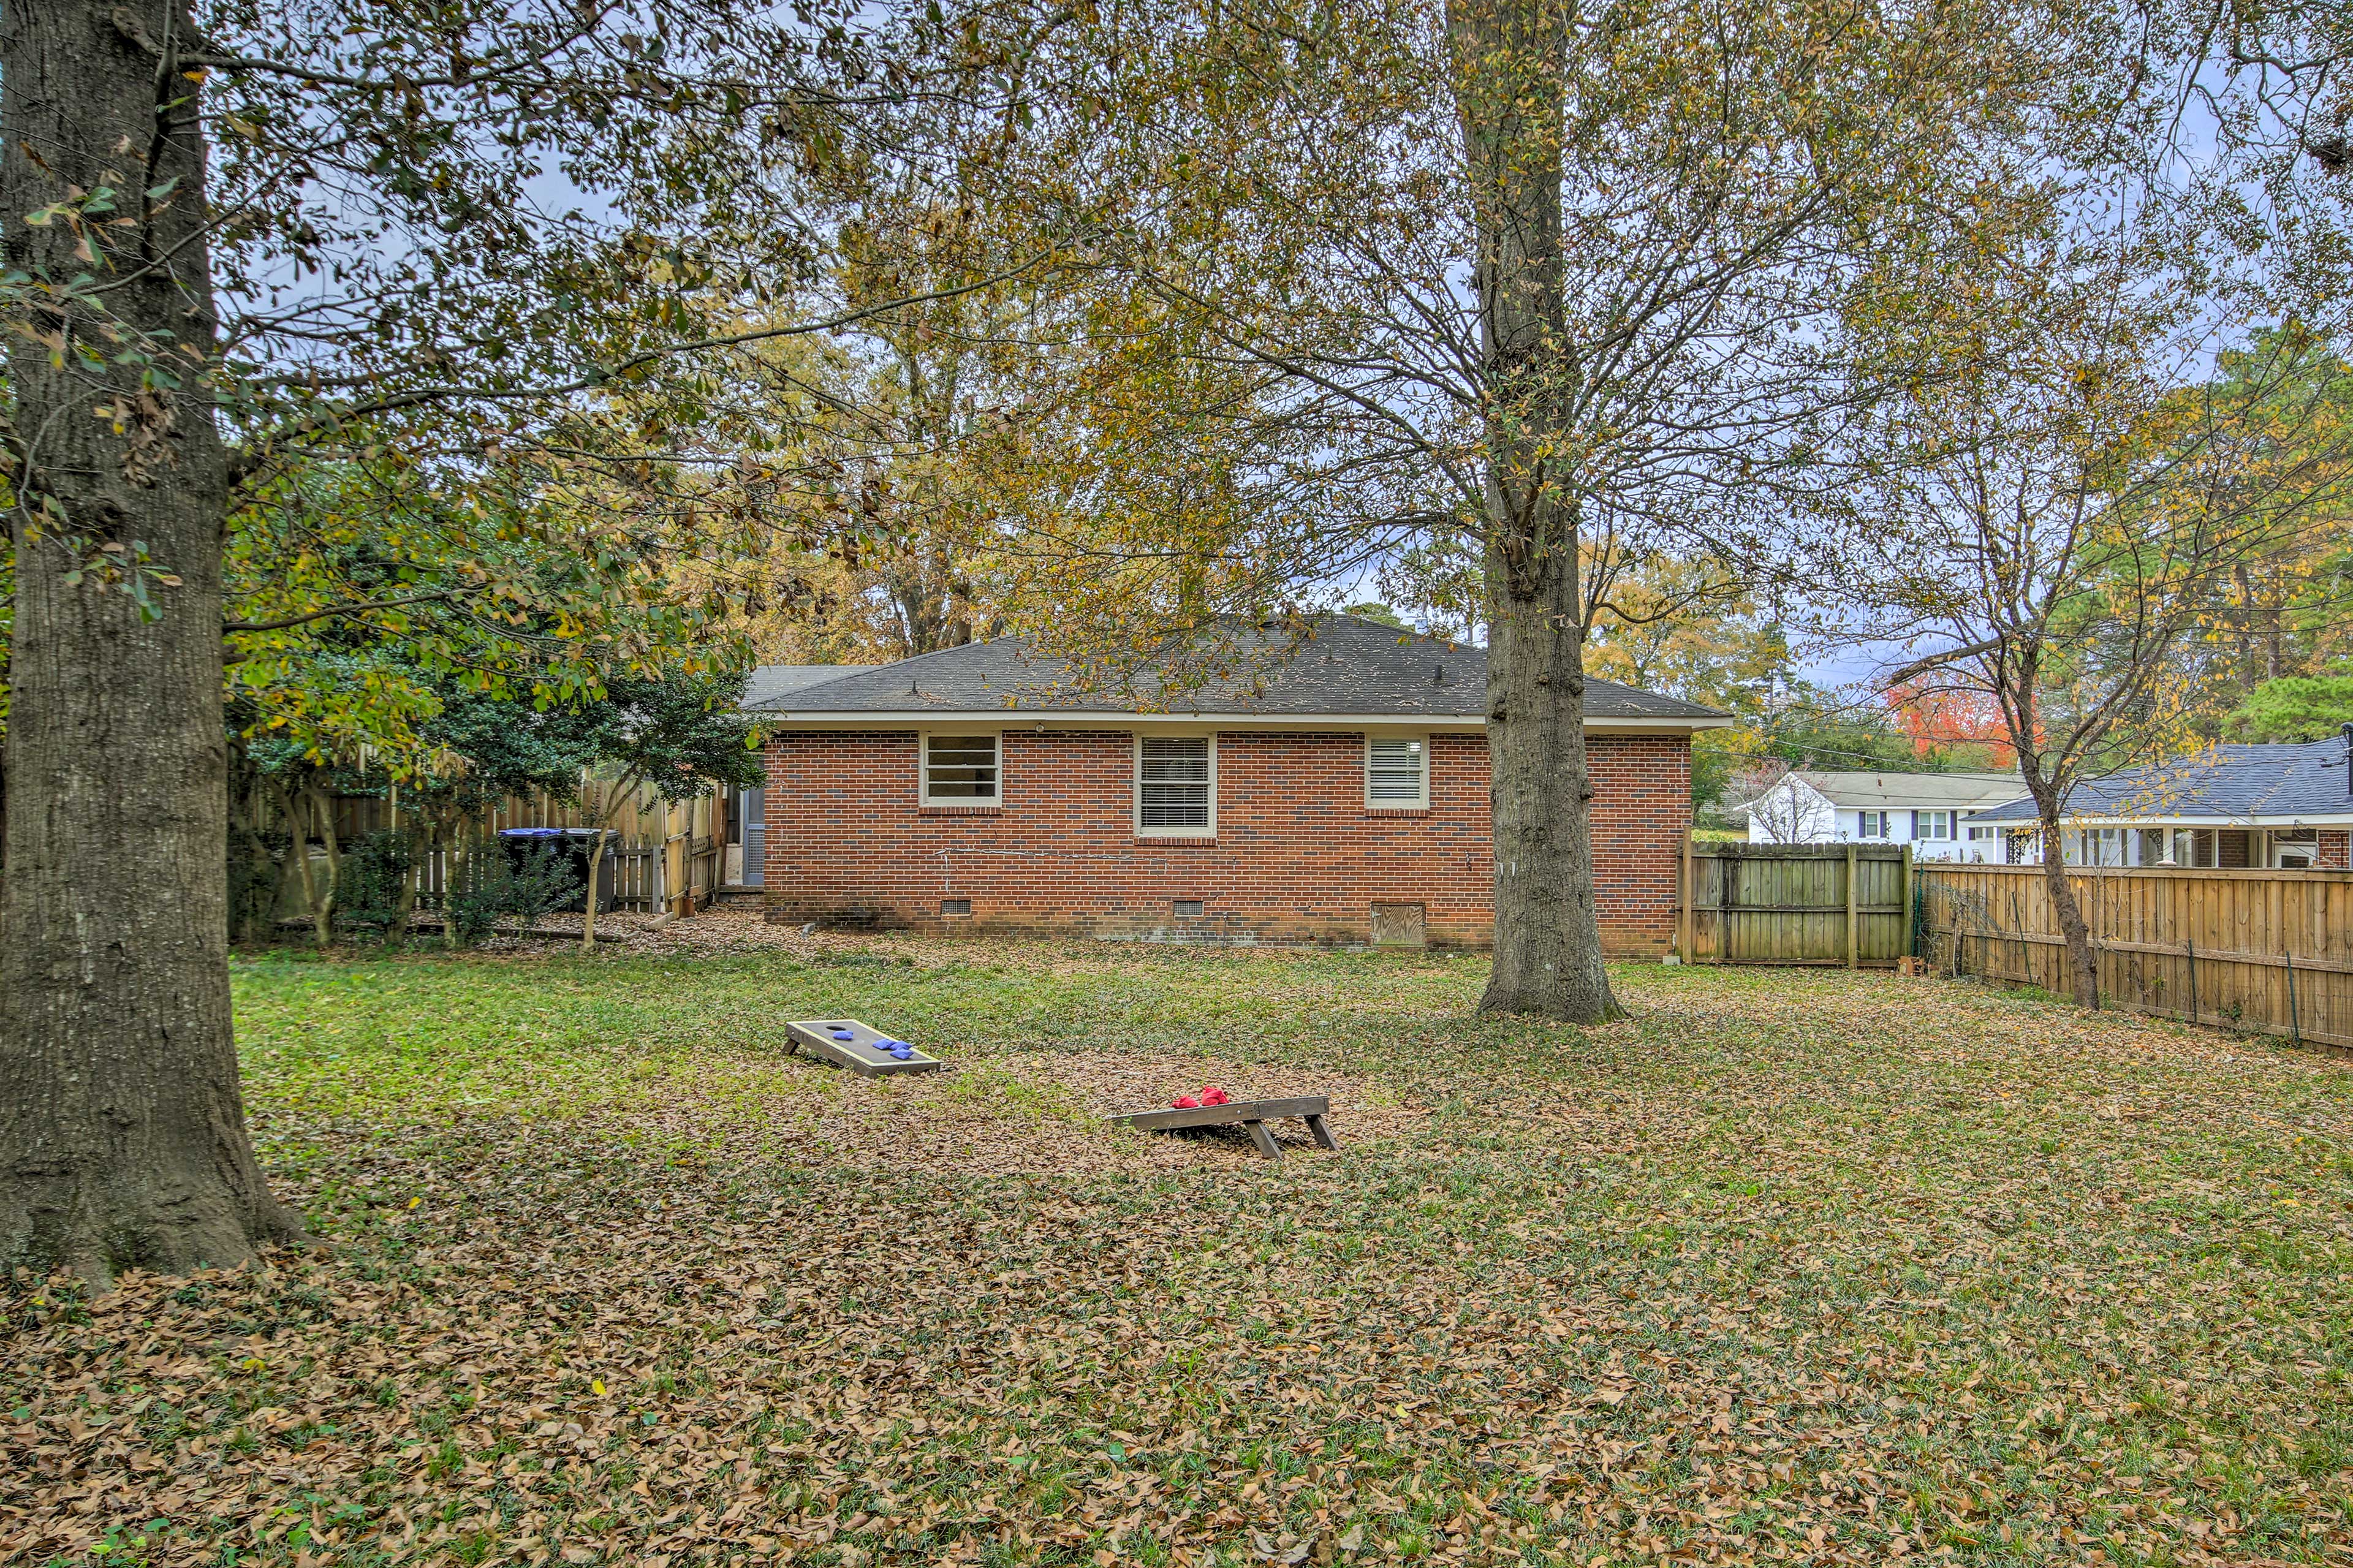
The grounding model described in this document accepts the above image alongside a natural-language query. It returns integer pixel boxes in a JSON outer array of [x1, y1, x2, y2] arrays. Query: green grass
[[6, 939, 2352, 1566]]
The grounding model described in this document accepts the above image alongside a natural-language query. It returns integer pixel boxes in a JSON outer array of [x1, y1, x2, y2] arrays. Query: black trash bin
[[496, 827, 618, 912]]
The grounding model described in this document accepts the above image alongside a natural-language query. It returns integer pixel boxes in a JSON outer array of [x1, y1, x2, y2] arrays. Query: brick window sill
[[920, 804, 1003, 816], [1365, 806, 1431, 817], [1134, 835, 1219, 847]]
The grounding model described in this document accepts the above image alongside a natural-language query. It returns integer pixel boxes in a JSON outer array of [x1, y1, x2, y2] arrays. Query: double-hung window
[[922, 733, 999, 805], [1857, 810, 1893, 839], [1366, 736, 1429, 808], [1137, 736, 1214, 835], [1915, 809, 1955, 841]]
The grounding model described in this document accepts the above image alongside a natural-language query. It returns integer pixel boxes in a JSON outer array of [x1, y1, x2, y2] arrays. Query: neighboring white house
[[1741, 771, 2026, 862]]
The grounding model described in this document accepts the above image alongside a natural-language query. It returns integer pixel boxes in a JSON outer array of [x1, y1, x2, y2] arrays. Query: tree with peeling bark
[[0, 0, 982, 1283], [911, 0, 2111, 1020]]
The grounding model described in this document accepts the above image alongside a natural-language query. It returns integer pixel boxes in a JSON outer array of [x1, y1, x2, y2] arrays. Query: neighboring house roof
[[746, 616, 1730, 727], [743, 664, 877, 708], [1774, 771, 2026, 812], [1966, 737, 2353, 825]]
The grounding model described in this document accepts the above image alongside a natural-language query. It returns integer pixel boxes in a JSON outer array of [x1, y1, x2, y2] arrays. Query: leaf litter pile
[[6, 934, 2353, 1566]]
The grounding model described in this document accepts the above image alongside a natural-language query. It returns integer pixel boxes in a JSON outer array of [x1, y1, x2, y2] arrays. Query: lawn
[[7, 924, 2353, 1567]]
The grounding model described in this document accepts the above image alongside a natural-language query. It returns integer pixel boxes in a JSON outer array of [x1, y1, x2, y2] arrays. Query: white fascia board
[[1586, 715, 1738, 733], [2022, 814, 2353, 828], [756, 710, 1730, 733]]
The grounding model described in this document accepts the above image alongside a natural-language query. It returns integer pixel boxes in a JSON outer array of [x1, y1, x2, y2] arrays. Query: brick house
[[742, 616, 1729, 950]]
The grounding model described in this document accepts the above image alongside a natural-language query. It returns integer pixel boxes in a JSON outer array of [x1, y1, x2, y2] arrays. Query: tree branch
[[1884, 635, 2004, 687], [222, 590, 464, 636]]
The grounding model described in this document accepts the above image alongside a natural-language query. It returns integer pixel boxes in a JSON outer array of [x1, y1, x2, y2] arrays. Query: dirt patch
[[472, 906, 1400, 974]]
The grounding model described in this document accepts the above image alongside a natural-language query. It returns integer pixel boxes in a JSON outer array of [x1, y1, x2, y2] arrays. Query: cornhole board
[[783, 1018, 944, 1077], [1104, 1095, 1338, 1159]]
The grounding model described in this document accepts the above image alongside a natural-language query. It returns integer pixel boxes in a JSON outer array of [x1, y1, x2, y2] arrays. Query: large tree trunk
[[0, 0, 300, 1283], [1453, 0, 1620, 1021]]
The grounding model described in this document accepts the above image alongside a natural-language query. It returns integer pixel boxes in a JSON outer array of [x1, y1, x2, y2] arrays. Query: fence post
[[1900, 843, 1914, 960], [1680, 835, 1696, 963], [1718, 843, 1737, 964], [2285, 947, 2301, 1045], [2009, 888, 2030, 987], [2186, 938, 2197, 1025], [1844, 843, 1859, 969]]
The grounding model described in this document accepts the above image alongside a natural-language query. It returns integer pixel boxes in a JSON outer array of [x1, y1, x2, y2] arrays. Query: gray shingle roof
[[746, 616, 1727, 723], [1966, 737, 2353, 824], [743, 664, 876, 708], [1792, 771, 2025, 811]]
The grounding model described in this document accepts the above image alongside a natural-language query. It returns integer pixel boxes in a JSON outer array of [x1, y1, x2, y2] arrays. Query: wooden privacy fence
[[395, 838, 720, 913], [1918, 863, 2353, 1052], [327, 774, 729, 915], [1678, 842, 1915, 966]]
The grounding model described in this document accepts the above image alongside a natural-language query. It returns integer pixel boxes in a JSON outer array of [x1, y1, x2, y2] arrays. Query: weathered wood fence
[[1917, 863, 2353, 1052], [327, 774, 729, 915], [1678, 842, 1915, 966], [396, 837, 721, 913]]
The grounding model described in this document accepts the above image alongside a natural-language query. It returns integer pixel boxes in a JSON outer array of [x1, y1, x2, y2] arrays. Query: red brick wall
[[2321, 830, 2351, 871], [1586, 735, 1693, 951], [760, 728, 1689, 952]]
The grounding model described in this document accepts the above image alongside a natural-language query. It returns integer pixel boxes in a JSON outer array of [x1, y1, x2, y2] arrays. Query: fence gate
[[1680, 841, 1915, 966]]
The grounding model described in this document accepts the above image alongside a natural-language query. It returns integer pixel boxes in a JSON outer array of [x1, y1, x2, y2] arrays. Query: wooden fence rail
[[1917, 863, 2353, 1053], [1678, 842, 1915, 967]]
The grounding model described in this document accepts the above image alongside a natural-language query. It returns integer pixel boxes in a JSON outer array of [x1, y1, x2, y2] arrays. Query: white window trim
[[919, 729, 1003, 808], [1364, 733, 1431, 809], [1133, 732, 1217, 838], [1916, 809, 1955, 841]]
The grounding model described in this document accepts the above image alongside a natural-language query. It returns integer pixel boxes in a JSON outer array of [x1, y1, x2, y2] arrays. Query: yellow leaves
[[593, 1377, 608, 1395]]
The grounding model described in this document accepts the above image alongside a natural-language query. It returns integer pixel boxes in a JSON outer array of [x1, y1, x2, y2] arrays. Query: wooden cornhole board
[[784, 1018, 944, 1077], [1105, 1095, 1338, 1159]]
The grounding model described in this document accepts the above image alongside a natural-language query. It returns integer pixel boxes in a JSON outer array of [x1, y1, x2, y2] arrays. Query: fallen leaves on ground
[[4, 943, 2351, 1567]]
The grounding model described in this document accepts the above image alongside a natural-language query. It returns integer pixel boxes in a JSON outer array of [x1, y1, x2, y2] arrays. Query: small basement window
[[922, 732, 999, 805], [1366, 735, 1428, 807], [942, 897, 972, 916], [1172, 899, 1205, 918], [1137, 736, 1214, 834]]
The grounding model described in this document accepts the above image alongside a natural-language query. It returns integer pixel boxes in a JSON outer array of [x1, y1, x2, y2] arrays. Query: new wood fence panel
[[1681, 843, 1912, 967], [1918, 863, 2353, 1053]]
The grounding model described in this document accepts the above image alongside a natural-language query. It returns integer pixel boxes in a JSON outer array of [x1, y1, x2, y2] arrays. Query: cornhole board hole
[[783, 1018, 944, 1077], [1104, 1096, 1338, 1159]]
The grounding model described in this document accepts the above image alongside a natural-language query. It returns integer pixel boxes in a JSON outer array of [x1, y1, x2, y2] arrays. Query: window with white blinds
[[1366, 736, 1428, 806], [1137, 737, 1213, 832], [922, 733, 999, 805]]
